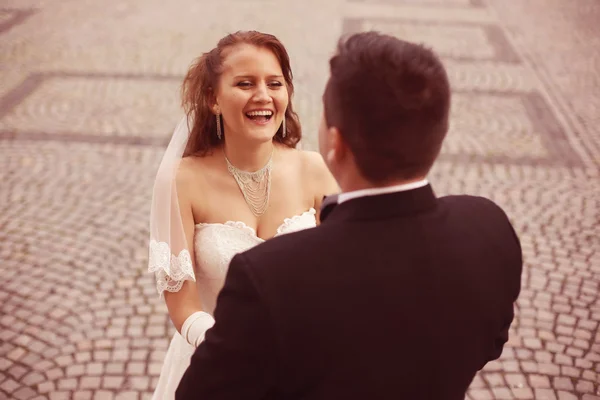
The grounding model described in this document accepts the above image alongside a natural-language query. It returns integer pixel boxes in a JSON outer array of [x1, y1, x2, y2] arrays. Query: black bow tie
[[319, 194, 339, 222]]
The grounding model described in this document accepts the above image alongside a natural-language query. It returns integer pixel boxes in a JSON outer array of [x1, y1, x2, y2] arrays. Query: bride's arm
[[163, 164, 214, 346], [176, 252, 277, 399], [302, 151, 339, 223]]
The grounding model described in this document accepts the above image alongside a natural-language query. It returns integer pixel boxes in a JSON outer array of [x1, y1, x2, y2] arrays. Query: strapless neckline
[[195, 208, 317, 241]]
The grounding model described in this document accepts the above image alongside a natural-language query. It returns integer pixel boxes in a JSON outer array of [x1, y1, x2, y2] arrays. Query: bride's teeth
[[246, 111, 273, 117]]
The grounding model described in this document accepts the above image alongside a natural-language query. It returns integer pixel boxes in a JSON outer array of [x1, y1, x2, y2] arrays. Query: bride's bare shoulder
[[297, 149, 329, 177], [176, 151, 221, 191], [277, 145, 321, 167], [296, 149, 339, 194]]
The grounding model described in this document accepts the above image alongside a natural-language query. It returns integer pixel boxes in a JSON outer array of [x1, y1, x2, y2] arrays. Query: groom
[[176, 32, 522, 399]]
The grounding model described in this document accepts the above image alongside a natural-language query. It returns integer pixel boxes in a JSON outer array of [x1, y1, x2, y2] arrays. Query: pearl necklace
[[225, 150, 273, 216]]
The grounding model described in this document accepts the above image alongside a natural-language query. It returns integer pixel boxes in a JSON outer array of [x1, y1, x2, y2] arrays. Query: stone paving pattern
[[0, 0, 599, 399]]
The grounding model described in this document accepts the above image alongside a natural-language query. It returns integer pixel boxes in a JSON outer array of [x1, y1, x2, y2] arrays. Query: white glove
[[181, 311, 215, 347]]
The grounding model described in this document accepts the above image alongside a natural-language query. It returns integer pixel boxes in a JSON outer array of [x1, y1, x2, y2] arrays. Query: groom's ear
[[326, 126, 347, 165]]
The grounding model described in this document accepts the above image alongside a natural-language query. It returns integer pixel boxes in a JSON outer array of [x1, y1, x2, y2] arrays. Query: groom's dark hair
[[323, 31, 451, 183]]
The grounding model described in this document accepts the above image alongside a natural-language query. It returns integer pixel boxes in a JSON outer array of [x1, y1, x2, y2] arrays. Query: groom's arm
[[489, 219, 523, 362], [175, 252, 277, 400]]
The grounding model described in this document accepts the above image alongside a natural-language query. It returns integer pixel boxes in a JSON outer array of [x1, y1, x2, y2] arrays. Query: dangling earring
[[281, 116, 287, 138], [216, 114, 222, 139]]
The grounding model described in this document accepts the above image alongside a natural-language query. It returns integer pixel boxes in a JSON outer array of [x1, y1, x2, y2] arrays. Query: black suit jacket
[[176, 185, 522, 400]]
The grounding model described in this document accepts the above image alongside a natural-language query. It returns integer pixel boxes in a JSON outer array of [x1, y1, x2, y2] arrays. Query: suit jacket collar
[[322, 184, 438, 224]]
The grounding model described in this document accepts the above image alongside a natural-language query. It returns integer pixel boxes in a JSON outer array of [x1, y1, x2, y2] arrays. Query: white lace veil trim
[[148, 116, 196, 296]]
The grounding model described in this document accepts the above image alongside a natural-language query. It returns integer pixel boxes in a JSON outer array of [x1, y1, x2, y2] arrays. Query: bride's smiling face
[[213, 44, 289, 143]]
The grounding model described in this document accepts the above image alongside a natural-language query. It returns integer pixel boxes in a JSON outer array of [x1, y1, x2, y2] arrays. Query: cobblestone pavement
[[1, 0, 599, 399]]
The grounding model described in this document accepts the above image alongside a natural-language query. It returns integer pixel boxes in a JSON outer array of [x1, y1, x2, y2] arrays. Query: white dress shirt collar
[[337, 179, 429, 204]]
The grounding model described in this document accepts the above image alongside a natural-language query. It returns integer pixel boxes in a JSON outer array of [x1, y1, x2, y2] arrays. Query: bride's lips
[[245, 116, 272, 125], [245, 109, 274, 126]]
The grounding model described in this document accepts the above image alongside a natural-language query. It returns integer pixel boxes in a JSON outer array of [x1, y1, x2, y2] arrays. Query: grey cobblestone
[[536, 389, 558, 400], [37, 382, 55, 394], [73, 392, 93, 400], [557, 392, 579, 400]]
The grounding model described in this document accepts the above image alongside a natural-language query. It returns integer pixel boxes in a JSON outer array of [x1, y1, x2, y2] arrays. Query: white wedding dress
[[152, 208, 317, 400]]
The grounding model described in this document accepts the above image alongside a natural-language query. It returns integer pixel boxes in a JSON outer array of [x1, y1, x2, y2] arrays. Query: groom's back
[[239, 32, 524, 400], [243, 188, 522, 400]]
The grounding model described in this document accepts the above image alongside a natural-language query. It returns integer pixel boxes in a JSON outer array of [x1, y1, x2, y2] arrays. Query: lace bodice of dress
[[193, 208, 317, 314]]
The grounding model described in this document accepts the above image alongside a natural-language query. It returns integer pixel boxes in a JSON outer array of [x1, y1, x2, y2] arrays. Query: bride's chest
[[192, 209, 317, 278], [193, 225, 262, 278]]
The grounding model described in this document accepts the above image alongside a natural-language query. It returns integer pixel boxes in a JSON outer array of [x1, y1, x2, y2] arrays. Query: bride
[[147, 30, 339, 399]]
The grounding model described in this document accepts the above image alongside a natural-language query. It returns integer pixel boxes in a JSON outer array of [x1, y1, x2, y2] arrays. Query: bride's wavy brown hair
[[181, 31, 302, 157]]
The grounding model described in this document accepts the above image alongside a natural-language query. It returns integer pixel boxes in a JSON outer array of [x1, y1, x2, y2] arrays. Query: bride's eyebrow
[[233, 75, 284, 80]]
